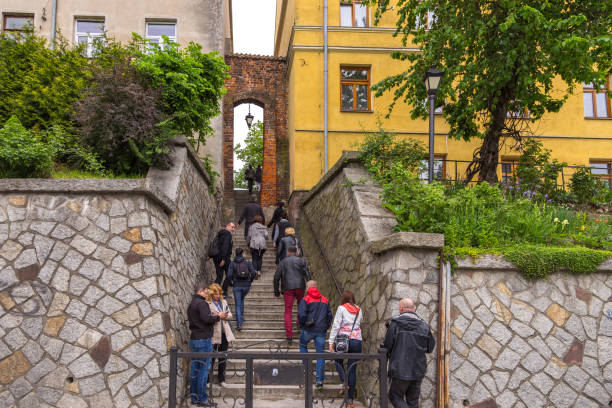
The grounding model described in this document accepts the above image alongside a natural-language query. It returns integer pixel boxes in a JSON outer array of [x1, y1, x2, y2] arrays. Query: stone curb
[[370, 231, 445, 254], [455, 253, 612, 272]]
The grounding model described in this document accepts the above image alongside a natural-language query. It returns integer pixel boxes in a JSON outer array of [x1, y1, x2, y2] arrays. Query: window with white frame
[[146, 22, 176, 48], [75, 19, 104, 58], [419, 156, 446, 181], [590, 161, 612, 188], [583, 79, 611, 118]]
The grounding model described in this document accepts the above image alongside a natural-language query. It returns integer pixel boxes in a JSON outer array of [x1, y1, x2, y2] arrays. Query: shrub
[[512, 139, 566, 200], [0, 31, 90, 130], [74, 53, 172, 175], [134, 36, 229, 150], [569, 167, 610, 204], [0, 116, 53, 177], [43, 125, 106, 176]]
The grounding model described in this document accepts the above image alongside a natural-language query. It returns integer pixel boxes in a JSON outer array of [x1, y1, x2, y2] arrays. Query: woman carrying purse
[[328, 290, 362, 408], [207, 283, 235, 387]]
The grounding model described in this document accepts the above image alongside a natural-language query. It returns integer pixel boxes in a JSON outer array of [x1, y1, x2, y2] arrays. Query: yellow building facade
[[274, 0, 612, 193]]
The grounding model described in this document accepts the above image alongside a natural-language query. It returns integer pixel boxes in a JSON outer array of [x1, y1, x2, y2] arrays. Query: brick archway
[[223, 54, 288, 207]]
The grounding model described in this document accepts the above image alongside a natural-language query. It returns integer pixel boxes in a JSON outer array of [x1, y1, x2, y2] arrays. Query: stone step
[[232, 338, 304, 349], [205, 383, 359, 402], [229, 311, 295, 321], [190, 396, 366, 408], [231, 329, 301, 339], [226, 304, 291, 315], [212, 370, 343, 385], [227, 297, 284, 306]]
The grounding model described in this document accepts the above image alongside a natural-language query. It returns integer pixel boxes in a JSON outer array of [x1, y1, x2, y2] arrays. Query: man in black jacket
[[273, 246, 311, 341], [188, 282, 227, 407], [212, 222, 235, 296], [382, 298, 435, 408], [237, 194, 265, 240], [227, 248, 257, 330]]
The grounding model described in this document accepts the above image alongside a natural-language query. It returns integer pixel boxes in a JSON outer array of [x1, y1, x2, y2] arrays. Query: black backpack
[[236, 261, 250, 280], [207, 231, 222, 259]]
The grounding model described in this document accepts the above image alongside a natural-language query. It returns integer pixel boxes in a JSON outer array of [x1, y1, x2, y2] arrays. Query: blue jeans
[[299, 330, 326, 383], [335, 339, 362, 399], [233, 285, 250, 327], [189, 338, 212, 404]]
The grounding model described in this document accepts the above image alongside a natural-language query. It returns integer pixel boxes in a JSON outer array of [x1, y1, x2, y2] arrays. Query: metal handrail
[[300, 205, 342, 296]]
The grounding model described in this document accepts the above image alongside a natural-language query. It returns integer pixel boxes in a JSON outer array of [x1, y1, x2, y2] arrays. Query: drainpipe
[[323, 0, 329, 173], [50, 0, 58, 49], [436, 259, 451, 408]]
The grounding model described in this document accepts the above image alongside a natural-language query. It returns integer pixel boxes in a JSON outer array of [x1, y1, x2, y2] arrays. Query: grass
[[51, 164, 143, 179]]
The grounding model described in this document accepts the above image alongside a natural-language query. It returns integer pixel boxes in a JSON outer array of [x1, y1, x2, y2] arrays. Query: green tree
[[234, 120, 263, 188], [369, 0, 612, 183], [134, 36, 230, 150]]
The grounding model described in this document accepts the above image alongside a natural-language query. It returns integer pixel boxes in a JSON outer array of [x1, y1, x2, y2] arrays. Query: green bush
[[511, 139, 566, 201], [0, 116, 53, 177], [134, 36, 229, 150], [0, 31, 90, 130], [569, 167, 610, 205]]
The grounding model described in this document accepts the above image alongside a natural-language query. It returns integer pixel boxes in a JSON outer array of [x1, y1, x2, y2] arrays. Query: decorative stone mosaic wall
[[0, 140, 221, 407], [300, 152, 612, 408], [449, 262, 612, 408]]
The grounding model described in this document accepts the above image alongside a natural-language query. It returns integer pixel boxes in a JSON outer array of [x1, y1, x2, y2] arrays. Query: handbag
[[334, 309, 359, 353]]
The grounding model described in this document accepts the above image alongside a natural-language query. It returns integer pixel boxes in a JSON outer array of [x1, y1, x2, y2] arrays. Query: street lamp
[[424, 67, 444, 183], [245, 103, 254, 129]]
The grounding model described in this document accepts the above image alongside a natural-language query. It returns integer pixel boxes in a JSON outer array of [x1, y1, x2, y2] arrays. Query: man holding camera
[[298, 280, 333, 390]]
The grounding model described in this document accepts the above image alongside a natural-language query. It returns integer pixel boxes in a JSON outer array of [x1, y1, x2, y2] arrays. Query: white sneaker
[[219, 381, 227, 388]]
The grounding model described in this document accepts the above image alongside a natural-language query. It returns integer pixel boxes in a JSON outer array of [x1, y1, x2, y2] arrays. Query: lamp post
[[424, 67, 444, 183], [245, 103, 254, 129]]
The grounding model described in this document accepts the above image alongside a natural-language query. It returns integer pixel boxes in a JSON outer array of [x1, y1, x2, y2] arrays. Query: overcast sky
[[232, 0, 277, 174]]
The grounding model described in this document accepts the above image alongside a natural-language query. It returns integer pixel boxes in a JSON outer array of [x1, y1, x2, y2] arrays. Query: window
[[501, 158, 519, 184], [416, 11, 436, 29], [583, 80, 611, 118], [420, 156, 446, 181], [340, 2, 368, 27], [591, 161, 612, 188], [75, 19, 104, 58], [3, 15, 34, 34], [340, 67, 370, 111], [146, 22, 176, 48]]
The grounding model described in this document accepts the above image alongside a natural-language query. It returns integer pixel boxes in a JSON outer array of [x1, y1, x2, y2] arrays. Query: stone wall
[[0, 138, 222, 407], [299, 152, 612, 408]]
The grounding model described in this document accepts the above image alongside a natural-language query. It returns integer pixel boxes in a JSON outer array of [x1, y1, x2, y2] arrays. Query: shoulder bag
[[334, 309, 359, 353]]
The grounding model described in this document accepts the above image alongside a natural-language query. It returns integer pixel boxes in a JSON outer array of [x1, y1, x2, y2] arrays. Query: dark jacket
[[382, 312, 435, 381], [244, 166, 255, 181], [227, 256, 257, 287], [255, 166, 262, 183], [238, 202, 265, 226], [298, 287, 332, 334], [214, 229, 233, 266], [277, 235, 299, 263], [188, 294, 220, 340], [273, 219, 292, 245], [267, 207, 284, 228], [273, 254, 311, 296]]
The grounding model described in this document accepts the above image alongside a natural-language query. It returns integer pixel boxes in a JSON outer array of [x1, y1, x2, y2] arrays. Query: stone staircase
[[196, 197, 365, 407]]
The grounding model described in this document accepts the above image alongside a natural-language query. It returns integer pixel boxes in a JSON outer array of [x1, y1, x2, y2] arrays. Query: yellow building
[[274, 0, 612, 194]]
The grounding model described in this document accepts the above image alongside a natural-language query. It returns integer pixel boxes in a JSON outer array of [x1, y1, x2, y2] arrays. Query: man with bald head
[[382, 298, 435, 408]]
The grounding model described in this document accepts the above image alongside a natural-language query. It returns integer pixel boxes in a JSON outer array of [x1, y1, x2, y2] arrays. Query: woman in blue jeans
[[328, 290, 363, 408], [187, 284, 226, 407], [227, 247, 257, 330]]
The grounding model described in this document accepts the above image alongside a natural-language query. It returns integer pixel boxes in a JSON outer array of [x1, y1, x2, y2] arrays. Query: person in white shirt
[[328, 290, 362, 408]]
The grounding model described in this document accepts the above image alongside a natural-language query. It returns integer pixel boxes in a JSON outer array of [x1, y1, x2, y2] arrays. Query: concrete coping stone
[[302, 151, 361, 207], [0, 135, 211, 214], [371, 231, 445, 254], [455, 253, 612, 272]]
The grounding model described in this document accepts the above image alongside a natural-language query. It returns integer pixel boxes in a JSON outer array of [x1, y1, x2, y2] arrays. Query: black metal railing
[[168, 345, 389, 408]]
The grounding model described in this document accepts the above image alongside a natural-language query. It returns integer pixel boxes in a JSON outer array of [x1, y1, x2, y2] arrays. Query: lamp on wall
[[245, 104, 254, 129], [424, 66, 444, 183]]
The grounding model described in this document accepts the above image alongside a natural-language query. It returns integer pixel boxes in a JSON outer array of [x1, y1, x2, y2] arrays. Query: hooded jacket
[[273, 254, 311, 296], [227, 256, 257, 287], [328, 304, 362, 344], [247, 222, 268, 250], [298, 287, 333, 334], [382, 312, 436, 380]]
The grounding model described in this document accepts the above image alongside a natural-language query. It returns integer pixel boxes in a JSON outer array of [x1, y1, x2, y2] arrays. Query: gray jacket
[[247, 223, 268, 250], [273, 255, 311, 296]]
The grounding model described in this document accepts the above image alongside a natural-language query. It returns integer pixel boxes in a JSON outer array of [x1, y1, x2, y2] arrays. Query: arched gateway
[[223, 54, 288, 207]]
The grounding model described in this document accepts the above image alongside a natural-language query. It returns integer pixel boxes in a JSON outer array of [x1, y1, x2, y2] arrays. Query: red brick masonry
[[223, 54, 288, 207]]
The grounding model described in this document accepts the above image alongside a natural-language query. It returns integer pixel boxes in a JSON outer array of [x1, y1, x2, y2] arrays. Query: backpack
[[207, 231, 221, 259], [236, 261, 250, 280]]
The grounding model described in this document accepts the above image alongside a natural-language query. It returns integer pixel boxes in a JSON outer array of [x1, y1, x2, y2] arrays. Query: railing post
[[246, 357, 254, 408], [168, 346, 178, 408], [378, 348, 388, 408], [305, 357, 313, 408]]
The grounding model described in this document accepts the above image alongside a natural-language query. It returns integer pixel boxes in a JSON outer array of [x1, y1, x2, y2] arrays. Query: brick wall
[[223, 54, 288, 207]]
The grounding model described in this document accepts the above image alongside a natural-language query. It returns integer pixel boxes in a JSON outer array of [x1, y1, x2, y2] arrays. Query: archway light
[[245, 104, 254, 129]]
